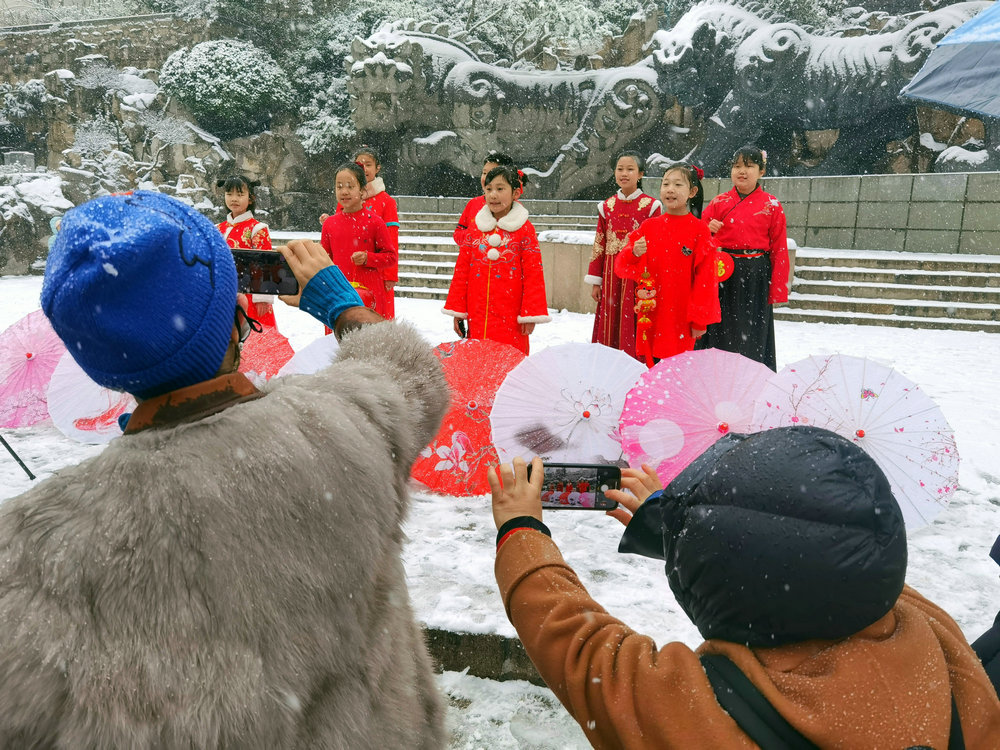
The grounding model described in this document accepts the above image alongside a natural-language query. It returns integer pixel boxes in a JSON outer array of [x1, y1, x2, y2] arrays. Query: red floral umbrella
[[411, 339, 525, 496], [0, 309, 66, 428], [238, 325, 295, 382]]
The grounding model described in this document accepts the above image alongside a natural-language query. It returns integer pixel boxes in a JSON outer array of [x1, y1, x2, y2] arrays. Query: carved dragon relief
[[344, 4, 990, 196]]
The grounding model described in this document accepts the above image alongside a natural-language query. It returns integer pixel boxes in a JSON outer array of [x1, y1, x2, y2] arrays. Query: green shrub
[[160, 40, 294, 140]]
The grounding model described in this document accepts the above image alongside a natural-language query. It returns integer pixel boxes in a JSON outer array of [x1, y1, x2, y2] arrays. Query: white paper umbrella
[[46, 352, 136, 444], [277, 333, 341, 377], [490, 342, 646, 464], [752, 353, 959, 531]]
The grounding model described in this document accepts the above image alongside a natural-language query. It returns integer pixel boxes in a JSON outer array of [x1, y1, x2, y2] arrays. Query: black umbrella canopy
[[900, 3, 1000, 121]]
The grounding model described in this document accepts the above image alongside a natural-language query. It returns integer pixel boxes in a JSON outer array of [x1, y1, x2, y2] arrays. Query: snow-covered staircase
[[778, 248, 1000, 333]]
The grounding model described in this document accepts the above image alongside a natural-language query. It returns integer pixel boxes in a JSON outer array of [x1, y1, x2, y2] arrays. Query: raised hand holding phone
[[605, 463, 662, 527]]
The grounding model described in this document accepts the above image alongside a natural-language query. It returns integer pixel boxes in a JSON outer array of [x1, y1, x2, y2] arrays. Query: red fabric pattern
[[701, 187, 789, 304], [444, 216, 549, 355], [587, 192, 661, 361], [454, 196, 486, 246], [615, 213, 721, 360], [320, 208, 398, 319]]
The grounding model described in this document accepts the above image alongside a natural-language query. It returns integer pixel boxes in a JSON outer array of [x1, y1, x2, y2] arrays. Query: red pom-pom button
[[582, 410, 591, 419], [855, 429, 865, 438], [717, 422, 729, 433], [25, 352, 34, 360]]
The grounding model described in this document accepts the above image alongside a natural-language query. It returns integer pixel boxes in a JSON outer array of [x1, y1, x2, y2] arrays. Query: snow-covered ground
[[2, 270, 999, 748]]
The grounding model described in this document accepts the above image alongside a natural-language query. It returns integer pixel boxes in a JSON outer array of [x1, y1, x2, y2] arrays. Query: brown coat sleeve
[[495, 529, 753, 749]]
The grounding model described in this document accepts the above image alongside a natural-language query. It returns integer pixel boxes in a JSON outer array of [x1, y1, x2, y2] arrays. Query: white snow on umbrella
[[752, 353, 959, 531], [490, 342, 646, 464], [46, 351, 136, 444]]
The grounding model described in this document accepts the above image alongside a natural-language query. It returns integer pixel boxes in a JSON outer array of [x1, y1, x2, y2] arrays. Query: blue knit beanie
[[41, 191, 238, 400]]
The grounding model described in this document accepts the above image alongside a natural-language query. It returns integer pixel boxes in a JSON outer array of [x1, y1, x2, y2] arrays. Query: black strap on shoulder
[[949, 694, 965, 750], [700, 653, 818, 750]]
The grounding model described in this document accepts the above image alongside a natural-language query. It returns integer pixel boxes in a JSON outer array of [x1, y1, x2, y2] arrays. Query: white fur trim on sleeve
[[250, 221, 269, 237], [517, 315, 551, 324], [442, 308, 468, 319], [649, 200, 663, 216], [596, 200, 606, 219], [584, 275, 602, 286]]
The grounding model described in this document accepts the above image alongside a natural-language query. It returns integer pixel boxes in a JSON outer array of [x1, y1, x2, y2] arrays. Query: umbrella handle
[[0, 433, 35, 481]]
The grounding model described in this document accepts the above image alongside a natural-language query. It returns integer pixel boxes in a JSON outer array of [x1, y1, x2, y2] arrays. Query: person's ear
[[513, 186, 524, 201]]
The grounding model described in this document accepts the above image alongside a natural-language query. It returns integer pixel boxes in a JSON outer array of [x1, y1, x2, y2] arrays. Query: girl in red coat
[[216, 175, 277, 327], [320, 162, 397, 320], [696, 145, 789, 370], [585, 151, 662, 361], [444, 165, 549, 355], [614, 165, 720, 365], [320, 147, 400, 318]]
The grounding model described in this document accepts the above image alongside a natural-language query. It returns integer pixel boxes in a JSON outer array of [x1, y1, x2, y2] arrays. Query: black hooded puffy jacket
[[620, 426, 908, 647]]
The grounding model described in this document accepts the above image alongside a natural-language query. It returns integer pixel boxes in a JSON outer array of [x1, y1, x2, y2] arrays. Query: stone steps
[[777, 249, 1000, 330], [275, 229, 1000, 333], [398, 211, 595, 236]]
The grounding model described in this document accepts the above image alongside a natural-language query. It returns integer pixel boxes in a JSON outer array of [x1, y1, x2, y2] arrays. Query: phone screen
[[529, 462, 621, 510], [231, 250, 299, 296]]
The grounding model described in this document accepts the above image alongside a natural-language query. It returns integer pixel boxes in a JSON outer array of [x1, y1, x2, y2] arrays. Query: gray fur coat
[[0, 322, 450, 748]]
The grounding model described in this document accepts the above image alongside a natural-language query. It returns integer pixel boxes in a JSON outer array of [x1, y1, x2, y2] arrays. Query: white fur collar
[[474, 201, 529, 232], [617, 188, 643, 201], [365, 177, 386, 198], [226, 211, 253, 224]]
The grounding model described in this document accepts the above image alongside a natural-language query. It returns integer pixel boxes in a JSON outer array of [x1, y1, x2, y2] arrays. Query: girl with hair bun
[[217, 175, 277, 327], [697, 145, 789, 370], [585, 151, 662, 362], [320, 162, 397, 321], [444, 164, 549, 354]]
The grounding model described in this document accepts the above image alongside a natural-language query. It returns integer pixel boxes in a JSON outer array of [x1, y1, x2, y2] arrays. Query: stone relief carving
[[346, 3, 993, 196]]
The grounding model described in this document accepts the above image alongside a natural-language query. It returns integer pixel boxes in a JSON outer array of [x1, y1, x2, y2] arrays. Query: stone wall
[[652, 172, 1000, 255], [0, 14, 216, 83]]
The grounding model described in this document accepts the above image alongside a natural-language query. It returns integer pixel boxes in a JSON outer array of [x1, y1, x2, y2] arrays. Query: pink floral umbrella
[[0, 309, 66, 428], [238, 325, 295, 382], [412, 339, 525, 496], [490, 342, 646, 464], [619, 348, 773, 486], [47, 351, 136, 444], [751, 353, 959, 531]]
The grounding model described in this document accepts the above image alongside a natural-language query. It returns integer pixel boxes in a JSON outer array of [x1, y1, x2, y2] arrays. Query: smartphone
[[457, 318, 467, 338], [231, 249, 298, 296], [528, 462, 621, 510]]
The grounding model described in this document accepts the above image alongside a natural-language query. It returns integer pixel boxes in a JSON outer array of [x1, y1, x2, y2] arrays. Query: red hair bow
[[692, 165, 704, 180]]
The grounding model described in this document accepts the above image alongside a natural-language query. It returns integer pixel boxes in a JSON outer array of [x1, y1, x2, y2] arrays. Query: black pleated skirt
[[695, 254, 776, 371]]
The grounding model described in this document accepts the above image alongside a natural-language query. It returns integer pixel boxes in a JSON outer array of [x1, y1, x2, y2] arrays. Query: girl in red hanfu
[[321, 146, 401, 319], [320, 162, 397, 321], [696, 145, 789, 370], [615, 165, 720, 363], [585, 151, 662, 361], [453, 151, 515, 246], [217, 175, 277, 327], [444, 165, 549, 355]]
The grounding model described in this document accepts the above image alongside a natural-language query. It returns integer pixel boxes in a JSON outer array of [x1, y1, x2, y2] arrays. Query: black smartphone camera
[[232, 249, 299, 296], [528, 462, 621, 510]]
